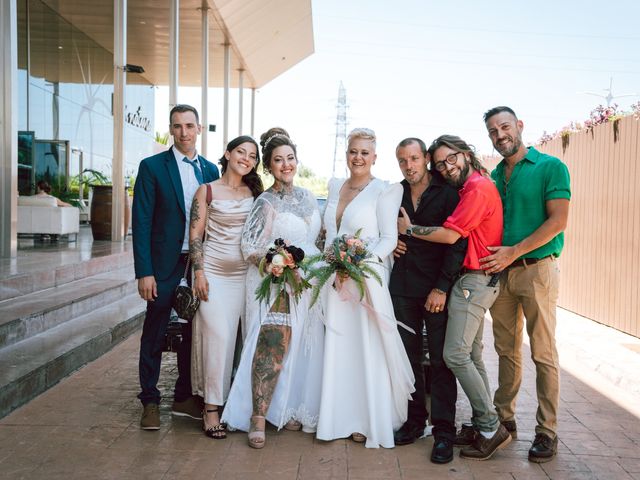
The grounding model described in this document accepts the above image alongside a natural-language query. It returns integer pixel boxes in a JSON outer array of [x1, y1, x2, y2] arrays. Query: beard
[[495, 134, 522, 158], [444, 161, 471, 189]]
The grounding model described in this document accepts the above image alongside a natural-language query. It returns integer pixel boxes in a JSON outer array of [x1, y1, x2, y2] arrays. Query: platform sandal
[[248, 415, 266, 449]]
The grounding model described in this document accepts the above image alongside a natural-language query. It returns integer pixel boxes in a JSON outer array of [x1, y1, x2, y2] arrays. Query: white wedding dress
[[316, 177, 415, 448], [222, 187, 325, 432]]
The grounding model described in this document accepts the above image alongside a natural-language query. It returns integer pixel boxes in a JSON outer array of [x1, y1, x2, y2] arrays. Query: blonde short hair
[[347, 128, 377, 149]]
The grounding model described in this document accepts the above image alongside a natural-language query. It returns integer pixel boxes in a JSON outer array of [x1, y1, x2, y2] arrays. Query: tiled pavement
[[1, 308, 639, 480]]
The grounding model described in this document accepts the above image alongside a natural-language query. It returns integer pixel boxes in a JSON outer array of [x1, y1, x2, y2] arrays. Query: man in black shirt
[[390, 137, 466, 463]]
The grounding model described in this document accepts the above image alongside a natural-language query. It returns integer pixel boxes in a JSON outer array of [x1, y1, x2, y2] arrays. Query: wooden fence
[[536, 115, 640, 338]]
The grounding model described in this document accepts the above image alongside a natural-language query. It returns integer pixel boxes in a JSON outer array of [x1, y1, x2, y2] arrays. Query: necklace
[[346, 176, 374, 192], [220, 180, 243, 191]]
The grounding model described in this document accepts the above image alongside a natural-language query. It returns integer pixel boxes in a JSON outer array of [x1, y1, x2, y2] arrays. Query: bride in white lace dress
[[222, 129, 324, 448], [316, 128, 415, 449]]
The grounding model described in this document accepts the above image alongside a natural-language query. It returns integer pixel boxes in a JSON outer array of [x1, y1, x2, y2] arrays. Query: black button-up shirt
[[389, 174, 467, 299]]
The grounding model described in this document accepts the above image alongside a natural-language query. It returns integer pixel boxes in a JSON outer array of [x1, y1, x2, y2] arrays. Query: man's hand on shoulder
[[479, 245, 518, 273], [138, 276, 157, 301]]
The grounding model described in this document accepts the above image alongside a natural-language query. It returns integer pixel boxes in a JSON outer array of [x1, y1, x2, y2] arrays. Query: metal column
[[250, 88, 256, 138], [111, 0, 126, 241], [1, 0, 18, 257], [169, 0, 179, 106], [223, 42, 230, 147], [200, 4, 210, 157], [238, 69, 244, 135]]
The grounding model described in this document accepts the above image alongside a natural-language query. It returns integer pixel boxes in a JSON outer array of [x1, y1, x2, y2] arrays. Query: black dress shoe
[[431, 437, 454, 464], [394, 422, 424, 446], [528, 433, 558, 463]]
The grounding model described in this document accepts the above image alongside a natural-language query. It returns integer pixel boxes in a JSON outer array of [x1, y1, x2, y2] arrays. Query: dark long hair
[[219, 135, 264, 198], [427, 134, 490, 177]]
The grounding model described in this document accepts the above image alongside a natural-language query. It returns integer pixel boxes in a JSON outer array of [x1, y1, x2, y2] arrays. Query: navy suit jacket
[[132, 148, 220, 281]]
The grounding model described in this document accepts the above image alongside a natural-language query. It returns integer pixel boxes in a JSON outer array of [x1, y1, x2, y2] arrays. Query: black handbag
[[172, 259, 200, 321]]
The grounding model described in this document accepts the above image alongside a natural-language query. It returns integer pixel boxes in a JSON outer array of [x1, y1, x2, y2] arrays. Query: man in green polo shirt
[[479, 106, 570, 463]]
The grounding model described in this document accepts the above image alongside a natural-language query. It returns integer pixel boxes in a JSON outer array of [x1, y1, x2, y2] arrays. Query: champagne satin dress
[[191, 197, 253, 405]]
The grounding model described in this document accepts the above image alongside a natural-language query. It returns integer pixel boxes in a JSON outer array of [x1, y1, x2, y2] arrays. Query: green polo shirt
[[491, 147, 571, 259]]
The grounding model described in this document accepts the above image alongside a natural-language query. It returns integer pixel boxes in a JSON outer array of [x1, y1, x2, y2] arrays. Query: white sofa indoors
[[17, 195, 80, 240]]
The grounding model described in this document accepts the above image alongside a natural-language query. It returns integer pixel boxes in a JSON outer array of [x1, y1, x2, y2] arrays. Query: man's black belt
[[507, 255, 554, 269]]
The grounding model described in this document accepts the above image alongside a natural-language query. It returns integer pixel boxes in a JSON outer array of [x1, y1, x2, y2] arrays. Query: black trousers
[[137, 254, 193, 405], [392, 295, 457, 441]]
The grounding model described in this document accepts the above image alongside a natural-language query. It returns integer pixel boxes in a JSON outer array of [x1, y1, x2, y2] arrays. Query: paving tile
[[619, 458, 640, 473], [0, 303, 639, 480]]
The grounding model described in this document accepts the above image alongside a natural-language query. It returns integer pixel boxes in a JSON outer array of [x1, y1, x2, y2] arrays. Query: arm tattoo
[[412, 225, 439, 236], [190, 198, 201, 228], [190, 238, 204, 271]]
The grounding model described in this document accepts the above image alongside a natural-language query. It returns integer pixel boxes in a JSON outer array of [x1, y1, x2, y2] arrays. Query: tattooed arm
[[189, 184, 209, 301], [397, 206, 462, 245]]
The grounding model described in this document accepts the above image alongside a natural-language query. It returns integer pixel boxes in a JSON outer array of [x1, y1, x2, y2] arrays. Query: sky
[[156, 0, 640, 182]]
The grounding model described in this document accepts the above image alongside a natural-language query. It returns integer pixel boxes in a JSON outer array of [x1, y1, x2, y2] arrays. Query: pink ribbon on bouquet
[[333, 274, 415, 334]]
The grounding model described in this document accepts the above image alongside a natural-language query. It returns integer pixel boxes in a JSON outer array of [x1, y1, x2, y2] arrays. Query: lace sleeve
[[371, 182, 403, 259], [241, 196, 277, 265]]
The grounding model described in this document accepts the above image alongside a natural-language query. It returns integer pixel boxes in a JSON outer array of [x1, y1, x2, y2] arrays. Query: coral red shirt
[[443, 171, 503, 269]]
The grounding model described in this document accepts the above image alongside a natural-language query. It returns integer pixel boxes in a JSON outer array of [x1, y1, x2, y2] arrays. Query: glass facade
[[16, 0, 156, 197]]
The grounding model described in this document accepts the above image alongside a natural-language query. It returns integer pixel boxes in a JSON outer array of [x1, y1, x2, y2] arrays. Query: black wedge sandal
[[203, 408, 227, 440]]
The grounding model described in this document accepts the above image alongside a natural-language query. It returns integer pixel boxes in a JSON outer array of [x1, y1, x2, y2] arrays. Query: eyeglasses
[[433, 152, 461, 172]]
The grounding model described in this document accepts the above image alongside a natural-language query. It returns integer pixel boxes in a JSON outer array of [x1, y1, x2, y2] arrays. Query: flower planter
[[89, 185, 131, 240]]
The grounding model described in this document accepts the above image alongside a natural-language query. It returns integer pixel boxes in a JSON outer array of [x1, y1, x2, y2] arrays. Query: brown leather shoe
[[528, 433, 558, 463], [460, 424, 512, 461], [140, 403, 160, 430], [454, 424, 477, 446], [172, 396, 203, 420]]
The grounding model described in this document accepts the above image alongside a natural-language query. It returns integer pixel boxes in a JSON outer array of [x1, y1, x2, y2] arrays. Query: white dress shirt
[[172, 146, 203, 252]]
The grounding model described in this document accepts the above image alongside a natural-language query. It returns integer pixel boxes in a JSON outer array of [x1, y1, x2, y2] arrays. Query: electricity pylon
[[332, 82, 348, 178]]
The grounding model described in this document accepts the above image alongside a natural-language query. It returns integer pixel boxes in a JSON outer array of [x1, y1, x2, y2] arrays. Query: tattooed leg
[[251, 324, 292, 417]]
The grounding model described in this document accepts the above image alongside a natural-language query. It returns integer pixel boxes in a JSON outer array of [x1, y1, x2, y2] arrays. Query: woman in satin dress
[[189, 135, 263, 439]]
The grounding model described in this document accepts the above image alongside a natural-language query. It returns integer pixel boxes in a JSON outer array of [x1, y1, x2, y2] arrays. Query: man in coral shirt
[[398, 134, 509, 461]]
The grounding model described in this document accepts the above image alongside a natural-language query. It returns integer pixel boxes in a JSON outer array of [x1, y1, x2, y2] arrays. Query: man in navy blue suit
[[133, 104, 220, 430]]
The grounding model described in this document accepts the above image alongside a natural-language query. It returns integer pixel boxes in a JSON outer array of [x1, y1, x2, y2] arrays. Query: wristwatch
[[406, 225, 413, 237]]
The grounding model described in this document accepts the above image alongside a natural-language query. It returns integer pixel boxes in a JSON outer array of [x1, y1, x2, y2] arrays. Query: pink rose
[[283, 251, 295, 268]]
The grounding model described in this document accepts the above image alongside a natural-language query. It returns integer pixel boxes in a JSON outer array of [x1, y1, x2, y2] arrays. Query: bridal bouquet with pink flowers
[[255, 238, 311, 313], [305, 228, 382, 306]]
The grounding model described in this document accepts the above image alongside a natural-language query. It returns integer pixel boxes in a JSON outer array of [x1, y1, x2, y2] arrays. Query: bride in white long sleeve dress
[[316, 128, 415, 449], [222, 129, 324, 448]]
